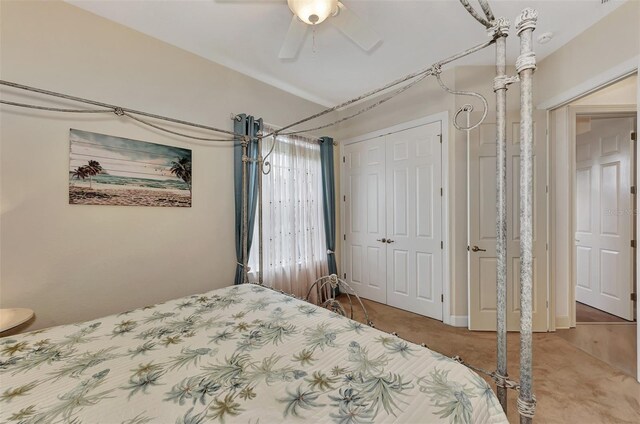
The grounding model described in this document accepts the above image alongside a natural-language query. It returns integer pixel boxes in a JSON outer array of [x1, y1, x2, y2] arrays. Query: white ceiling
[[67, 0, 625, 107]]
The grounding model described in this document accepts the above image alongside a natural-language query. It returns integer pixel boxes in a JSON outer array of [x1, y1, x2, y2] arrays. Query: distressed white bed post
[[515, 7, 538, 423], [459, 0, 514, 413], [257, 133, 264, 285], [492, 16, 511, 413]]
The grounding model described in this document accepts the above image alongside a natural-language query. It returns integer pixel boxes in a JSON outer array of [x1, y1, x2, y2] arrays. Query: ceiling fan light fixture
[[287, 0, 338, 25]]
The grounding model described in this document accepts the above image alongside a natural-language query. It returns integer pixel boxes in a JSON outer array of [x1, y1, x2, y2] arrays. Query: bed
[[0, 284, 507, 423]]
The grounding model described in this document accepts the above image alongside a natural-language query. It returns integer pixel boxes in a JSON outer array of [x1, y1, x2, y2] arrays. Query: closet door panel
[[386, 121, 443, 320], [343, 139, 387, 303]]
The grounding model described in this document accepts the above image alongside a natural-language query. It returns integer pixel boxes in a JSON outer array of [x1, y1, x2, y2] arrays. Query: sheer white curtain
[[248, 127, 328, 299]]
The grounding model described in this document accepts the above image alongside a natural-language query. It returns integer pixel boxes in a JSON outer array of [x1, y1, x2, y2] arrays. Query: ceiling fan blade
[[279, 16, 308, 59], [330, 2, 381, 52]]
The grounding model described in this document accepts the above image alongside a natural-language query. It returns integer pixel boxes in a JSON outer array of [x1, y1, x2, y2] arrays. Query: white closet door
[[344, 139, 387, 303], [385, 122, 443, 319], [468, 111, 548, 331], [575, 116, 635, 320]]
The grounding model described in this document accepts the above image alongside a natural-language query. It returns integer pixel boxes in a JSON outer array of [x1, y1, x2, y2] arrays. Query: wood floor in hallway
[[576, 302, 629, 323], [349, 298, 640, 423]]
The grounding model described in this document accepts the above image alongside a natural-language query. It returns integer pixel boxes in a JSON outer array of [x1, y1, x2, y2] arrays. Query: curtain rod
[[230, 116, 337, 146], [263, 122, 337, 146]]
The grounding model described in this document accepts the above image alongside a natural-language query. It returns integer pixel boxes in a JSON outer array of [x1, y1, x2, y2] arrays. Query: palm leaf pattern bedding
[[0, 284, 507, 423]]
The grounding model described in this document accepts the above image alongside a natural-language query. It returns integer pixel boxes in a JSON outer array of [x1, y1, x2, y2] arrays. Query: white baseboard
[[448, 315, 469, 328], [555, 315, 572, 329]]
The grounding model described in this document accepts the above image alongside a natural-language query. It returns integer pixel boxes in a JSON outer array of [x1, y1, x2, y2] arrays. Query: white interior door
[[344, 139, 387, 303], [575, 116, 635, 320], [468, 111, 548, 331], [385, 122, 443, 319]]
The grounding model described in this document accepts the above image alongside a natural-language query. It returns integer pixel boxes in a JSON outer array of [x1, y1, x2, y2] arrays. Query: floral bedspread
[[0, 284, 507, 423]]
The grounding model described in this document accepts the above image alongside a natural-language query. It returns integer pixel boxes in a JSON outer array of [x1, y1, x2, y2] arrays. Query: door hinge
[[343, 156, 346, 163], [343, 234, 346, 241], [343, 272, 347, 279], [440, 241, 444, 249], [546, 243, 548, 251], [546, 300, 549, 308], [343, 195, 346, 202], [632, 186, 636, 195], [441, 294, 444, 303], [631, 293, 637, 302], [632, 131, 636, 142], [438, 134, 442, 144], [440, 187, 443, 196], [632, 240, 636, 248]]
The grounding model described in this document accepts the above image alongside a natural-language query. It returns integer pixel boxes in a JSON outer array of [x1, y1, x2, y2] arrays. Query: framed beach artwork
[[69, 129, 192, 207]]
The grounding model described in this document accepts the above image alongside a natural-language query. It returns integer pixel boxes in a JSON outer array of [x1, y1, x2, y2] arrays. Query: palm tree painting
[[85, 160, 103, 189], [170, 157, 192, 195], [71, 166, 89, 185], [69, 129, 192, 207], [71, 160, 104, 189]]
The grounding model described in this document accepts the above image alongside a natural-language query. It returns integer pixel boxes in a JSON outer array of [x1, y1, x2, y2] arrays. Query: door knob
[[386, 239, 394, 243], [471, 245, 486, 252], [377, 238, 387, 243]]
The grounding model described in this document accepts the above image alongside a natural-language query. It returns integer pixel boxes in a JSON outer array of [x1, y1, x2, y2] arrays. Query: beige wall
[[572, 74, 637, 106], [0, 0, 332, 330], [535, 0, 639, 106]]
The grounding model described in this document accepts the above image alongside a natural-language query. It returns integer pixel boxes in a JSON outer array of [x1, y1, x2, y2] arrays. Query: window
[[248, 127, 328, 298]]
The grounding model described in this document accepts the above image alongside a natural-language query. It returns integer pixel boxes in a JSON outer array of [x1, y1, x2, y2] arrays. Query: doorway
[[573, 112, 637, 321], [546, 71, 638, 381], [564, 106, 638, 378]]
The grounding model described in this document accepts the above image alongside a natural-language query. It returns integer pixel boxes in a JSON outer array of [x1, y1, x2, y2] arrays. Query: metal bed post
[[516, 8, 538, 424], [460, 0, 516, 414], [258, 132, 264, 285], [493, 17, 511, 414]]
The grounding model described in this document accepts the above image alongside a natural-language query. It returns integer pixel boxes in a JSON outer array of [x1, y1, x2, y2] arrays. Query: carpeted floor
[[348, 298, 640, 423]]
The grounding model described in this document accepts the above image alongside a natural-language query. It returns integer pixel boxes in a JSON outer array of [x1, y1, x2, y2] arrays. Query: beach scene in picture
[[69, 129, 192, 207]]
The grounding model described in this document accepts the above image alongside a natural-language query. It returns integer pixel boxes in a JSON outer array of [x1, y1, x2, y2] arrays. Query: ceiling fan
[[280, 0, 382, 59], [223, 0, 382, 59]]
